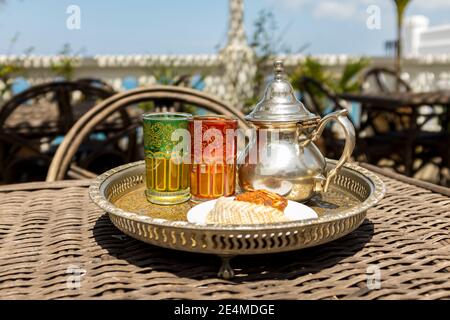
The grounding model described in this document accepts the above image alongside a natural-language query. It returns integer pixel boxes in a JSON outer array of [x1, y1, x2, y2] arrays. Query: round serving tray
[[89, 160, 385, 278]]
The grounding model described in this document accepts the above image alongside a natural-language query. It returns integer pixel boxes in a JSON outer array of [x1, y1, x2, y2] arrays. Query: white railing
[[2, 3, 450, 107], [1, 53, 450, 105]]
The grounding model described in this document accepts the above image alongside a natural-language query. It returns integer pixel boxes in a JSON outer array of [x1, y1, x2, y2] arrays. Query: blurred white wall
[[404, 15, 450, 56]]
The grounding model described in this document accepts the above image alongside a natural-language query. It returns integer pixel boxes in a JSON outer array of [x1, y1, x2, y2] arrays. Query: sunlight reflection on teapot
[[238, 60, 355, 202]]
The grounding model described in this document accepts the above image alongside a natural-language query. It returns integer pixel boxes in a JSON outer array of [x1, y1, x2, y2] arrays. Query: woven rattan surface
[[0, 166, 449, 299]]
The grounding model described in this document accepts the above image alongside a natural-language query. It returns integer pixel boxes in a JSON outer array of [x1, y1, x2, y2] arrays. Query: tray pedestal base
[[218, 255, 235, 279]]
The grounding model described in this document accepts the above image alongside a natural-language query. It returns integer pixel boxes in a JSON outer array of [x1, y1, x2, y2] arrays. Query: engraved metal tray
[[89, 160, 385, 278]]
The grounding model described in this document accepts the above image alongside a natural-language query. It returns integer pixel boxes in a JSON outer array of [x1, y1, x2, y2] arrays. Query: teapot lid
[[245, 60, 319, 124]]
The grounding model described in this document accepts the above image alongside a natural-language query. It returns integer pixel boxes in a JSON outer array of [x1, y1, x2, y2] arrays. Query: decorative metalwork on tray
[[89, 160, 385, 278]]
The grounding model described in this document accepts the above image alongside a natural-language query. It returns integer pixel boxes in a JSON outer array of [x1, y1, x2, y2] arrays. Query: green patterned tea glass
[[143, 113, 192, 205]]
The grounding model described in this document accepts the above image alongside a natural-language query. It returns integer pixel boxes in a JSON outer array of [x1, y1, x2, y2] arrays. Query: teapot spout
[[313, 173, 327, 193]]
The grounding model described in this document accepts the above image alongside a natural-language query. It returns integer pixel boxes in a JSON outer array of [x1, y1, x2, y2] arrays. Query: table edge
[[359, 162, 450, 197], [0, 179, 92, 192]]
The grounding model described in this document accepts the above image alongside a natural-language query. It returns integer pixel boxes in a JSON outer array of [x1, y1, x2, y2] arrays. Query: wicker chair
[[0, 80, 115, 183], [46, 85, 249, 181]]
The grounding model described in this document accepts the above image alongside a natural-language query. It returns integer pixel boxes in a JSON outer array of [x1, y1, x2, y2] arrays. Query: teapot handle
[[303, 109, 356, 192]]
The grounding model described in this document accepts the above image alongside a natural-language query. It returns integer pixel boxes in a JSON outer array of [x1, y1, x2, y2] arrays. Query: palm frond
[[338, 58, 370, 93]]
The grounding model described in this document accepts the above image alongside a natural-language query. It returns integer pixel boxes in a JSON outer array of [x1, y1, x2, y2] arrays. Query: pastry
[[235, 189, 288, 212], [206, 190, 289, 225]]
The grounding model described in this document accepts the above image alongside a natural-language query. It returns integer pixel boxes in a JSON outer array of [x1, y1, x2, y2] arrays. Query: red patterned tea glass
[[189, 115, 238, 201]]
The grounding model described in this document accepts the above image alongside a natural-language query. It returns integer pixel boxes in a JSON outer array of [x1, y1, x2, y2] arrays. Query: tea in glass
[[189, 115, 238, 201], [143, 112, 191, 205]]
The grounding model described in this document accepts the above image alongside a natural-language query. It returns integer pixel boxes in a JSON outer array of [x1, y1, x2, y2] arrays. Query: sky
[[0, 0, 450, 56]]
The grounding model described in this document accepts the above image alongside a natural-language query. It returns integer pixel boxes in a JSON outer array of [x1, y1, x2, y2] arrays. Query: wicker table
[[0, 164, 449, 300]]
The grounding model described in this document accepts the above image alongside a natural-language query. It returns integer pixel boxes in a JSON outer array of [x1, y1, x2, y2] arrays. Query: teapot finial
[[273, 60, 284, 80], [245, 59, 318, 123]]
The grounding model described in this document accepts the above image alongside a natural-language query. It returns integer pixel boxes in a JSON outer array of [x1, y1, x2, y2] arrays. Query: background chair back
[[361, 67, 411, 93], [0, 80, 114, 183], [296, 76, 350, 158], [46, 85, 249, 181]]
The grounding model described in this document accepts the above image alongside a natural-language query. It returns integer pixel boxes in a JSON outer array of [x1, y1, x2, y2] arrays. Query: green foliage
[[292, 56, 370, 94], [294, 57, 331, 87], [250, 9, 278, 58], [291, 56, 370, 111], [0, 62, 22, 98], [0, 33, 31, 100], [243, 9, 309, 113], [243, 10, 293, 112], [392, 0, 412, 78], [51, 43, 84, 80], [338, 58, 371, 93], [138, 101, 156, 113], [393, 0, 412, 23], [150, 65, 204, 88], [139, 64, 205, 114], [151, 65, 183, 85]]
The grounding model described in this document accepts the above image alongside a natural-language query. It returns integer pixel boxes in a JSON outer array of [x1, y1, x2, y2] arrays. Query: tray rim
[[89, 160, 386, 232]]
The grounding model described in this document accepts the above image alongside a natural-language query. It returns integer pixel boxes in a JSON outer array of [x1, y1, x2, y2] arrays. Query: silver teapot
[[238, 60, 356, 202]]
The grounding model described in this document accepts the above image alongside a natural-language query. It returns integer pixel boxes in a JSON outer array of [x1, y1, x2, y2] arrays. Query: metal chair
[[46, 85, 249, 181], [0, 80, 115, 183], [76, 78, 115, 92], [360, 68, 449, 184], [362, 67, 411, 93]]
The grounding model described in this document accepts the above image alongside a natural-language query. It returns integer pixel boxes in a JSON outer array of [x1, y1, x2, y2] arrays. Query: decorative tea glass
[[143, 112, 192, 205], [189, 115, 238, 201]]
